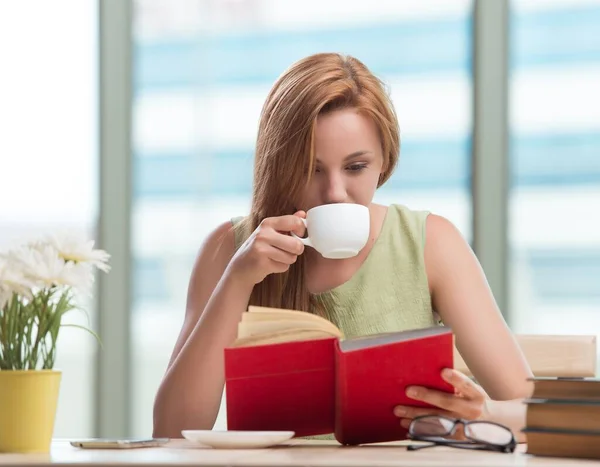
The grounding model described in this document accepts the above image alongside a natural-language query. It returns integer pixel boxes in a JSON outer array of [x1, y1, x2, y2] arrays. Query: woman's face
[[298, 108, 385, 212]]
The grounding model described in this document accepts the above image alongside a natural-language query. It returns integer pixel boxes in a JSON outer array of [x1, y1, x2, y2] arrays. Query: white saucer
[[181, 430, 295, 449]]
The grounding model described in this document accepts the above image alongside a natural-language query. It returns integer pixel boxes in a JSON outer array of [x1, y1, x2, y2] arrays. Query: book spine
[[333, 340, 351, 445]]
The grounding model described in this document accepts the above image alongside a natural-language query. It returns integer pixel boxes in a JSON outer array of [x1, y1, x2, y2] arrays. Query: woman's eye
[[347, 164, 367, 172]]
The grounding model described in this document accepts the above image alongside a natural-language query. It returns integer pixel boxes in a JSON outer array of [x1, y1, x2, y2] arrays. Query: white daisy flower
[[9, 245, 92, 291], [46, 233, 111, 273], [0, 256, 34, 308]]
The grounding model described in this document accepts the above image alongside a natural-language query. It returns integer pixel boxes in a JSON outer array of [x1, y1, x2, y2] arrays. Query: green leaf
[[60, 324, 103, 349], [0, 287, 101, 370]]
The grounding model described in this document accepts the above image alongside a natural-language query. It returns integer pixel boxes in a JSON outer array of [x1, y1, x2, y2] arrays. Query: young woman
[[153, 53, 532, 441]]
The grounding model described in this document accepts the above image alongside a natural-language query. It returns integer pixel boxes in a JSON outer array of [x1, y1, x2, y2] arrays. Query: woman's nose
[[323, 174, 347, 204]]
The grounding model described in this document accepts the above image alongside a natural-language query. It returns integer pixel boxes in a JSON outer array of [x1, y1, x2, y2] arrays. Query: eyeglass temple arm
[[407, 443, 437, 451]]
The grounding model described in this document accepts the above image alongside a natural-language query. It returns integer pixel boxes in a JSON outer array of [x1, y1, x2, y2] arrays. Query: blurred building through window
[[0, 0, 99, 438], [131, 0, 474, 435], [508, 0, 600, 362]]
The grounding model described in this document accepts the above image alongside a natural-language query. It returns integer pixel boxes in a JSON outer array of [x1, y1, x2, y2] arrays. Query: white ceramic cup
[[291, 203, 370, 259]]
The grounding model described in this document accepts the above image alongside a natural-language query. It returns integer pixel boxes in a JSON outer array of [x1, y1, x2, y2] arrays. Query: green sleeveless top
[[230, 204, 438, 440], [231, 204, 437, 335]]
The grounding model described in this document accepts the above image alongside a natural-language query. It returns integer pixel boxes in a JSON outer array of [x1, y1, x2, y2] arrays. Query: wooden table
[[0, 439, 597, 466]]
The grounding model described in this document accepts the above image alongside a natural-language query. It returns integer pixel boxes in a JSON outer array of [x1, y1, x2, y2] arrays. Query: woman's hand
[[393, 368, 490, 439], [226, 211, 307, 286]]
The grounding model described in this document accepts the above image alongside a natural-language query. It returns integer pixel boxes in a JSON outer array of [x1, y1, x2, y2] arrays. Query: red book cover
[[224, 337, 336, 437], [334, 327, 454, 445], [224, 326, 454, 444]]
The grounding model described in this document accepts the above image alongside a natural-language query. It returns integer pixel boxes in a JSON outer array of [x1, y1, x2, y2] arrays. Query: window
[[131, 0, 473, 435], [0, 0, 99, 437], [508, 0, 600, 368]]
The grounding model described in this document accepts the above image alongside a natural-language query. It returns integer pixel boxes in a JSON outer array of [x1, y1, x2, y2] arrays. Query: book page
[[243, 306, 343, 337], [247, 307, 341, 332], [232, 328, 338, 347], [233, 306, 344, 346], [238, 319, 343, 339]]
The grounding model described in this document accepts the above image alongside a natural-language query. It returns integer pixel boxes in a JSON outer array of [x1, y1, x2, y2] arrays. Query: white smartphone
[[70, 438, 169, 449]]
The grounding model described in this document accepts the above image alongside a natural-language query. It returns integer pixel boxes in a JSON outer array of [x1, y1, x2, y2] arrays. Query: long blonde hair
[[245, 53, 400, 312]]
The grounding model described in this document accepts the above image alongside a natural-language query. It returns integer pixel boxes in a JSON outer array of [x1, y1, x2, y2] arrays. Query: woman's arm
[[152, 221, 252, 438], [485, 397, 528, 442], [152, 214, 306, 438], [424, 214, 534, 400]]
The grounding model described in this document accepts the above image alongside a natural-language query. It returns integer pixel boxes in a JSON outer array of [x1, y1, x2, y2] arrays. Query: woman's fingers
[[441, 369, 487, 400], [400, 369, 487, 421], [393, 405, 450, 419], [265, 232, 304, 256], [404, 385, 484, 420], [394, 369, 488, 440], [261, 215, 305, 233]]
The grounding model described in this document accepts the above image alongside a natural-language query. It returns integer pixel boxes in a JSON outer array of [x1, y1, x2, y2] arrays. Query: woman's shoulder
[[187, 220, 238, 291], [231, 215, 246, 226], [388, 203, 459, 229], [230, 215, 252, 251], [192, 216, 252, 265], [197, 220, 238, 258], [189, 215, 254, 280], [385, 203, 431, 245], [387, 203, 430, 219], [386, 203, 464, 250]]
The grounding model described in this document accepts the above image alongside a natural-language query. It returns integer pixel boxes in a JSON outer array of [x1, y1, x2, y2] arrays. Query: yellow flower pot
[[0, 370, 61, 453]]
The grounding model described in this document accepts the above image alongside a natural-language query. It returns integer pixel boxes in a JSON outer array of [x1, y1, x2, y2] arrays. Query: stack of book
[[524, 377, 600, 459]]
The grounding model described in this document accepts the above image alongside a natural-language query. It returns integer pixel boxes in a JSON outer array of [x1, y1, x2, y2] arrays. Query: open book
[[225, 306, 455, 445], [232, 306, 344, 347]]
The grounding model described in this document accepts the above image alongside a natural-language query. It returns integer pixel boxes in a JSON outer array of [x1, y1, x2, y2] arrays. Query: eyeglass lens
[[410, 416, 513, 445]]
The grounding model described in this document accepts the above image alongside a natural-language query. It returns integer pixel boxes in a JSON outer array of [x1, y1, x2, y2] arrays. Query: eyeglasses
[[407, 415, 516, 453]]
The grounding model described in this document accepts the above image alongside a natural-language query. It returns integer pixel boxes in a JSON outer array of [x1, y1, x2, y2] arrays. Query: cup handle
[[291, 218, 314, 249]]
